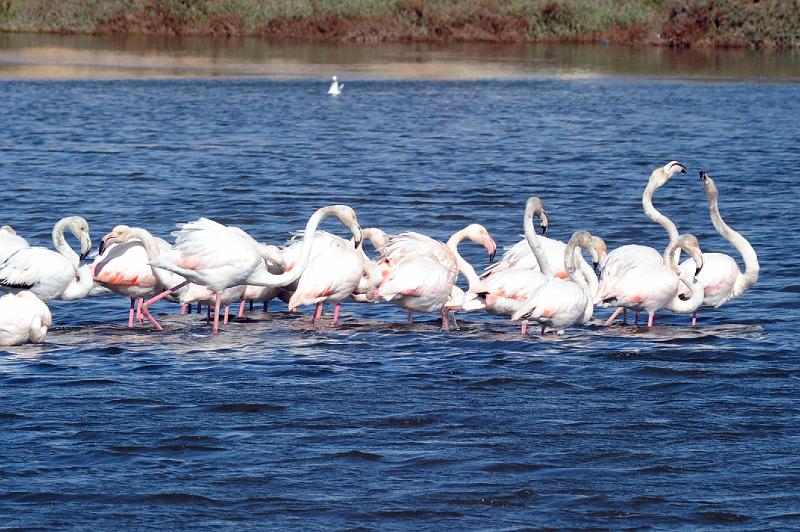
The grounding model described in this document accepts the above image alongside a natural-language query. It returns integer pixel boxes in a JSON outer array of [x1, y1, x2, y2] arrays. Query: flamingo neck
[[708, 190, 759, 298], [523, 205, 554, 279], [643, 177, 679, 246], [564, 236, 593, 321], [126, 227, 162, 259], [59, 264, 96, 301], [446, 229, 481, 292], [52, 218, 79, 271]]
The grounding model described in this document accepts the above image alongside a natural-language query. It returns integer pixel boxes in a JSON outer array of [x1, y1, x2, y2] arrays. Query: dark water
[[1, 63, 799, 528]]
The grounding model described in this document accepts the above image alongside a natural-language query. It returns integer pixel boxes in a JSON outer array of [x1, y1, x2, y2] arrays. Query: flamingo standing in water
[[677, 171, 759, 326], [146, 205, 362, 334], [371, 224, 496, 331], [286, 230, 365, 325], [598, 234, 705, 328], [598, 161, 687, 325], [472, 197, 553, 333], [0, 216, 94, 302], [512, 231, 606, 335], [0, 291, 52, 346], [242, 244, 286, 314], [0, 225, 29, 264]]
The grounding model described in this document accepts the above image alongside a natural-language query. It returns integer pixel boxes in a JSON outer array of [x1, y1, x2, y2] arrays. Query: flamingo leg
[[136, 298, 144, 324], [540, 324, 546, 336], [311, 302, 323, 326], [187, 303, 192, 314], [224, 305, 230, 325], [407, 310, 413, 323], [621, 308, 628, 326], [441, 308, 450, 332], [249, 300, 254, 312], [691, 311, 698, 328], [263, 301, 268, 313], [332, 303, 341, 325], [605, 307, 623, 326], [634, 312, 639, 328], [128, 298, 135, 328], [238, 299, 245, 318], [450, 311, 459, 330], [139, 302, 164, 331], [521, 320, 528, 335], [180, 304, 187, 315], [206, 304, 211, 324], [647, 312, 654, 328], [197, 302, 202, 314], [213, 293, 222, 335], [142, 281, 188, 309]]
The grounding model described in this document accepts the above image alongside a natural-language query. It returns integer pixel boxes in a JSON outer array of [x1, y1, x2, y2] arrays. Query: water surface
[[0, 38, 799, 529]]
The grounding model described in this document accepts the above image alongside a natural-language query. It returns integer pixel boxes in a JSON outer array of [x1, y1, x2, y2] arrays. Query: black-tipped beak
[[679, 166, 687, 174], [679, 293, 690, 301], [354, 237, 363, 250], [80, 248, 91, 260], [699, 170, 708, 181], [98, 238, 107, 256], [593, 261, 600, 275], [540, 223, 548, 235], [695, 266, 702, 276], [489, 250, 496, 263]]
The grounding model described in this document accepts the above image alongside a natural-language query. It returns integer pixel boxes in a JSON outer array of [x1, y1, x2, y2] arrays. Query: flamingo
[[242, 244, 286, 315], [371, 224, 496, 331], [328, 75, 343, 95], [0, 225, 29, 264], [286, 230, 364, 325], [598, 234, 705, 328], [677, 171, 759, 326], [598, 161, 687, 325], [146, 205, 362, 334], [0, 291, 52, 346], [512, 231, 605, 335], [351, 227, 391, 302], [0, 216, 94, 302], [472, 197, 553, 333]]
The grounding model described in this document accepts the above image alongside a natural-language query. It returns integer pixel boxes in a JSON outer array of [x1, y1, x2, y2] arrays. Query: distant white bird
[[0, 291, 52, 346], [328, 75, 343, 96]]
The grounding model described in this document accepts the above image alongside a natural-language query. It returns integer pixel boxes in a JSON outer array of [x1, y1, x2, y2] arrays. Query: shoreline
[[0, 1, 798, 50]]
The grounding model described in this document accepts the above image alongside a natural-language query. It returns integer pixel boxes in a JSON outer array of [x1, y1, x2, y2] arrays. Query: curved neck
[[668, 269, 703, 313], [643, 179, 679, 244], [127, 228, 162, 259], [247, 206, 357, 288], [709, 192, 759, 298], [52, 218, 79, 270], [60, 264, 96, 301], [446, 229, 481, 292], [565, 239, 594, 321], [523, 208, 554, 278]]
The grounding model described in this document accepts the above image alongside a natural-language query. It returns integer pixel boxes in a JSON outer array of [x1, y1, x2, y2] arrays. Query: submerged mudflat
[[0, 44, 799, 528]]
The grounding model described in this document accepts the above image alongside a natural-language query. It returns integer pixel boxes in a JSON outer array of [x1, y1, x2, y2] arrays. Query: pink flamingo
[[371, 224, 496, 331], [145, 205, 362, 335]]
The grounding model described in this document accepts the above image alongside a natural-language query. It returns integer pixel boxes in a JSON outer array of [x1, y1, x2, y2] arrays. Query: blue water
[[1, 74, 799, 529]]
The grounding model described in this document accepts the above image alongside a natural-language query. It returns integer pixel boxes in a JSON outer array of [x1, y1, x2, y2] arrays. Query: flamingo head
[[465, 223, 497, 262], [0, 225, 16, 234], [66, 216, 92, 260], [699, 170, 719, 201], [678, 234, 704, 276], [524, 197, 549, 235], [590, 236, 607, 272], [334, 205, 362, 249], [99, 224, 132, 255], [362, 228, 390, 251], [650, 160, 687, 189]]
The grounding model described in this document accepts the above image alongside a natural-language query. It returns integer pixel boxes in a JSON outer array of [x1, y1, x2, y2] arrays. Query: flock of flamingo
[[0, 162, 758, 346]]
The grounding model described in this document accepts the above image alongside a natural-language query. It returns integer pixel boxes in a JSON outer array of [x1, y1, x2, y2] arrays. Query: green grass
[[0, 0, 797, 48]]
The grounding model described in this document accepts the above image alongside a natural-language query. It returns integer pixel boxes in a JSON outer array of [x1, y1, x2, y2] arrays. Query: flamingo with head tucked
[[677, 171, 759, 326], [145, 205, 362, 334], [0, 216, 94, 302], [371, 224, 496, 331], [0, 291, 52, 346]]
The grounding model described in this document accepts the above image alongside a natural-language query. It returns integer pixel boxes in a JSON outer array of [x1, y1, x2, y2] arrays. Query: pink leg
[[128, 298, 135, 328], [213, 293, 221, 335], [647, 312, 654, 328], [180, 304, 187, 315], [139, 303, 163, 331], [142, 281, 188, 309], [311, 302, 323, 326], [238, 299, 245, 318], [224, 305, 230, 325], [441, 308, 450, 332], [605, 307, 623, 326], [691, 311, 698, 328], [332, 303, 341, 325], [521, 320, 528, 335], [407, 310, 413, 323], [136, 298, 144, 324]]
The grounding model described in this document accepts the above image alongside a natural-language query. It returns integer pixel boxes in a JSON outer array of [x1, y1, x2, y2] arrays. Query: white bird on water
[[328, 75, 343, 96]]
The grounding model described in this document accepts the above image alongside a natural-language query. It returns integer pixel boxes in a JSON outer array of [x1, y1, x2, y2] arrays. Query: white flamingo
[[0, 291, 52, 346], [371, 224, 496, 331], [599, 234, 705, 328], [599, 161, 687, 325], [242, 244, 286, 314], [0, 216, 94, 302], [677, 171, 759, 326], [147, 205, 362, 334], [328, 75, 343, 95], [351, 227, 392, 302], [0, 225, 29, 264], [512, 231, 605, 335]]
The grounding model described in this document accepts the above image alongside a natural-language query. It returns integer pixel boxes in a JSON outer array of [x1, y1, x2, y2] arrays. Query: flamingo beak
[[80, 233, 92, 260], [593, 261, 600, 275], [98, 233, 116, 256], [679, 165, 687, 174], [353, 226, 363, 250], [699, 170, 708, 181], [485, 236, 497, 263], [540, 210, 549, 235]]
